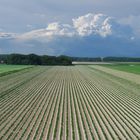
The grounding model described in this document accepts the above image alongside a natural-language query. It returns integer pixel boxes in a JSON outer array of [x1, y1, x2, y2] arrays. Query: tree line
[[71, 57, 140, 62], [0, 54, 140, 65], [0, 54, 72, 65]]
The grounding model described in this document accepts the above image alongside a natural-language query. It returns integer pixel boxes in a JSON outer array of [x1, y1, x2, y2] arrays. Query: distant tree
[[7, 54, 23, 64], [28, 54, 42, 65], [0, 54, 7, 63], [57, 55, 72, 65]]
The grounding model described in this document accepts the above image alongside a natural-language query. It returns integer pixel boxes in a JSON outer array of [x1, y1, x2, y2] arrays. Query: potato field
[[0, 66, 140, 140]]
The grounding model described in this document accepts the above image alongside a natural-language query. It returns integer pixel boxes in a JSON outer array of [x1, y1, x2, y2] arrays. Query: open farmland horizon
[[0, 65, 140, 140], [0, 0, 140, 139]]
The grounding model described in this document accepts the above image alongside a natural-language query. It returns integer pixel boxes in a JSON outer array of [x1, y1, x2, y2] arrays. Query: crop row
[[0, 66, 140, 139]]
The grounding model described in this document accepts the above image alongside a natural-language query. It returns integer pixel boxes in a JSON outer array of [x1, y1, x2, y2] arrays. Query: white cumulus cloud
[[16, 13, 133, 42], [0, 13, 139, 56], [46, 22, 75, 37], [17, 22, 75, 42], [73, 13, 112, 37]]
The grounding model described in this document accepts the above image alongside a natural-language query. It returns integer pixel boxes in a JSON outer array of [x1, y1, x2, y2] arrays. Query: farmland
[[0, 65, 32, 77], [0, 65, 140, 140], [102, 63, 140, 74]]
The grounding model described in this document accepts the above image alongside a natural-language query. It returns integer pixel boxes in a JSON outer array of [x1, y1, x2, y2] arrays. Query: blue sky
[[0, 0, 140, 56]]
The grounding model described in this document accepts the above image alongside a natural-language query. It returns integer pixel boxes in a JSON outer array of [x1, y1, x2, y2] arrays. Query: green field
[[0, 65, 32, 76], [103, 64, 140, 74]]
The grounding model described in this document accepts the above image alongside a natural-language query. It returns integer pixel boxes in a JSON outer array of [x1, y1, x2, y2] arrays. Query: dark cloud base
[[0, 36, 140, 57]]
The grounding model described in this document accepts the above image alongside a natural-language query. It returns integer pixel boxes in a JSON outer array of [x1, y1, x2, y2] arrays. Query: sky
[[0, 0, 140, 57]]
